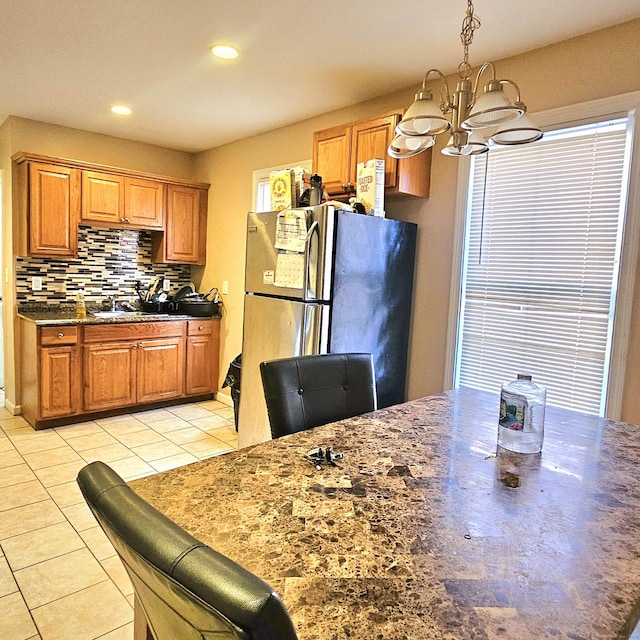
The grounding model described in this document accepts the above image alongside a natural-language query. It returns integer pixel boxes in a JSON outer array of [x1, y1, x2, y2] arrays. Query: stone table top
[[130, 388, 640, 639]]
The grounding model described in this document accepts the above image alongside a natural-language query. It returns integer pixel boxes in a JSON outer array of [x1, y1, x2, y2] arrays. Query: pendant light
[[389, 0, 542, 158]]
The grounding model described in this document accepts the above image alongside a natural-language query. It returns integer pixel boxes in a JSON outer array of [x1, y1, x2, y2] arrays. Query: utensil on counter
[[177, 287, 222, 317]]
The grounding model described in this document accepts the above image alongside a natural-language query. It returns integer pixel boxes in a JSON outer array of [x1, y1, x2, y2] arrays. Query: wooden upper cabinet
[[312, 111, 431, 199], [81, 171, 124, 225], [20, 161, 80, 258], [82, 171, 163, 229], [152, 184, 207, 265], [313, 125, 352, 196], [124, 177, 164, 229]]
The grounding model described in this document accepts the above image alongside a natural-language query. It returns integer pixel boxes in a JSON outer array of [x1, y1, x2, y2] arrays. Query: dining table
[[130, 387, 640, 639]]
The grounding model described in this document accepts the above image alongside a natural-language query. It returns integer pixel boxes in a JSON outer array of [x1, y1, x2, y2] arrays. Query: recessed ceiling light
[[111, 105, 132, 115], [210, 44, 239, 60]]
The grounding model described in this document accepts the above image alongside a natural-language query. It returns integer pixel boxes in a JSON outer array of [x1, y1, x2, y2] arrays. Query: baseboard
[[4, 399, 20, 416], [215, 391, 233, 407]]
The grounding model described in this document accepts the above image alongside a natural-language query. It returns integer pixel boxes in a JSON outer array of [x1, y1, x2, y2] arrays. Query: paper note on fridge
[[274, 252, 305, 289], [274, 209, 307, 252]]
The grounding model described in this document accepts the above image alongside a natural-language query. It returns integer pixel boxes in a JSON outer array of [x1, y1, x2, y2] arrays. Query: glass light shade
[[397, 89, 451, 136], [387, 133, 435, 159], [490, 113, 543, 145], [463, 84, 524, 129], [441, 131, 488, 156]]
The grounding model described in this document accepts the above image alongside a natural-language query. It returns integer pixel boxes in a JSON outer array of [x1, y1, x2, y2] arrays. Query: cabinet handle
[[138, 343, 143, 349], [132, 344, 138, 349], [198, 325, 204, 331], [58, 332, 64, 338], [120, 217, 125, 223], [125, 218, 130, 223]]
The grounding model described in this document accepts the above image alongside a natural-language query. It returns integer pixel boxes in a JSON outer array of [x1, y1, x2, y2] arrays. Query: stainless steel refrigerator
[[238, 204, 417, 447]]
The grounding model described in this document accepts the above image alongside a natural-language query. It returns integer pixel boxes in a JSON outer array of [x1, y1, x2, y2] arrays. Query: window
[[252, 161, 312, 212], [448, 94, 640, 418]]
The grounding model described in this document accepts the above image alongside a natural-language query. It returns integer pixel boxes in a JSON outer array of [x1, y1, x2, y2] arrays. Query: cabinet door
[[124, 177, 164, 229], [29, 162, 79, 257], [186, 335, 213, 395], [84, 341, 137, 411], [137, 337, 185, 403], [352, 114, 399, 189], [81, 171, 125, 225], [313, 124, 353, 196], [156, 184, 206, 264], [40, 346, 82, 418]]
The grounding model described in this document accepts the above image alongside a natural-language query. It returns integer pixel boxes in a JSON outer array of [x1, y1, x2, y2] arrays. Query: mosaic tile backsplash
[[16, 225, 193, 304]]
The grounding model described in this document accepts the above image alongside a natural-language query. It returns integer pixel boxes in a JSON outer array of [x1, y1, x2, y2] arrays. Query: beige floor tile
[[0, 480, 49, 512], [166, 404, 215, 420], [99, 622, 135, 640], [98, 418, 148, 437], [100, 556, 133, 597], [53, 421, 104, 440], [0, 448, 25, 469], [31, 580, 133, 640], [0, 463, 37, 488], [130, 439, 184, 462], [213, 406, 236, 420], [163, 426, 211, 445], [144, 415, 193, 433], [150, 452, 200, 472], [0, 556, 18, 597], [0, 434, 15, 452], [114, 428, 166, 449], [197, 399, 231, 411], [79, 526, 115, 561], [107, 456, 155, 481], [79, 442, 136, 464], [62, 431, 119, 452], [61, 502, 97, 533], [0, 500, 65, 540], [189, 413, 234, 430], [3, 522, 85, 571], [181, 437, 234, 459], [0, 415, 31, 432], [33, 459, 88, 488], [22, 446, 82, 471], [131, 407, 176, 423], [201, 424, 238, 442], [47, 481, 84, 509], [14, 547, 108, 609], [9, 431, 67, 456], [0, 592, 38, 640]]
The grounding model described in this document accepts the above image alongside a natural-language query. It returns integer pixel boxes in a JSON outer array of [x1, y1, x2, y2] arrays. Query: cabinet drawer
[[40, 326, 79, 346], [187, 319, 212, 336], [84, 321, 186, 343]]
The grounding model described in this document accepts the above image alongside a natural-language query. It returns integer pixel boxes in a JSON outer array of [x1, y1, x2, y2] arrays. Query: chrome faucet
[[109, 295, 118, 311]]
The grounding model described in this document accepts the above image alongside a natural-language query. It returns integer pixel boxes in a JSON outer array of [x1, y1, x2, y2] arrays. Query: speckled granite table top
[[130, 388, 640, 640]]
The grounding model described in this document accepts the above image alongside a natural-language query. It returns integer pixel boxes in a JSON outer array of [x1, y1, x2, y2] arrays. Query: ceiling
[[2, 0, 639, 153]]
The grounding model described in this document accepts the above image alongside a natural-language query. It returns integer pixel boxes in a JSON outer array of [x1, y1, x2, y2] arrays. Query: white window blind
[[455, 118, 632, 415]]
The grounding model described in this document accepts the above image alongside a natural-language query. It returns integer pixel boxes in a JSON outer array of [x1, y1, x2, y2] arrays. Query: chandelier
[[388, 0, 543, 158]]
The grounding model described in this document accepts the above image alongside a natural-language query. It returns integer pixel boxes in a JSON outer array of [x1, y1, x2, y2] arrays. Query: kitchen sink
[[92, 311, 149, 318]]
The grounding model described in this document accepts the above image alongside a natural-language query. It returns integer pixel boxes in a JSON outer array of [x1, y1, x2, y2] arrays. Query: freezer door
[[237, 294, 329, 448], [244, 205, 335, 301]]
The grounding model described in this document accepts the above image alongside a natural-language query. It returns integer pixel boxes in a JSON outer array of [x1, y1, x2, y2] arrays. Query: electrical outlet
[[32, 276, 43, 291], [163, 278, 170, 291], [222, 280, 229, 295]]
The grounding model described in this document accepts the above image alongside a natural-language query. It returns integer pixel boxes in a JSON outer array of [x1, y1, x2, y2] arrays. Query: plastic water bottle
[[498, 374, 547, 453]]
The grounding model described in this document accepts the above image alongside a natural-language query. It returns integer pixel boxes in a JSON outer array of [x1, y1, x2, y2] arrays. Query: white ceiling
[[1, 0, 639, 153]]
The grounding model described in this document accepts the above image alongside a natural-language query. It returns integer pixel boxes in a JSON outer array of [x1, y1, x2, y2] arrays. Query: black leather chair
[[260, 352, 377, 439], [76, 461, 297, 640]]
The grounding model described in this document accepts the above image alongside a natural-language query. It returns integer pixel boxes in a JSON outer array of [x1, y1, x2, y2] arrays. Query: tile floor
[[0, 395, 237, 640]]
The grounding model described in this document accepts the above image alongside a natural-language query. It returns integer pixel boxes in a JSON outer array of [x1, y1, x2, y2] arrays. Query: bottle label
[[499, 391, 530, 432]]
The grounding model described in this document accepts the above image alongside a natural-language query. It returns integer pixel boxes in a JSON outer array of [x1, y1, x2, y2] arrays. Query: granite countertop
[[17, 304, 220, 326], [130, 388, 640, 640]]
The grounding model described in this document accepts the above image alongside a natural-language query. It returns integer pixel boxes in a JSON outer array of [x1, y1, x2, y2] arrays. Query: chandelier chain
[[459, 0, 481, 78]]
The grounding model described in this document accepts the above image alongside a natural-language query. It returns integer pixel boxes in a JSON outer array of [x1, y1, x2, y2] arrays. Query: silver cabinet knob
[[58, 332, 64, 338]]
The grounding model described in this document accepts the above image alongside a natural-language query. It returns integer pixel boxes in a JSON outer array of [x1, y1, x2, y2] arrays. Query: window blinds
[[456, 119, 631, 415]]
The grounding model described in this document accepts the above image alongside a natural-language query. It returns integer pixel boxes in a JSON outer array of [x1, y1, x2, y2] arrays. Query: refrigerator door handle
[[301, 303, 323, 355], [303, 220, 319, 301]]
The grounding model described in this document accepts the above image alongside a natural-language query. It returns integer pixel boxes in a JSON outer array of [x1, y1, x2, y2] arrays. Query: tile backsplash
[[16, 225, 192, 304]]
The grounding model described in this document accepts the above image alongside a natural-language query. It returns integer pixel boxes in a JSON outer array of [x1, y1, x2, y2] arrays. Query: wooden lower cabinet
[[20, 318, 220, 429], [185, 319, 220, 396]]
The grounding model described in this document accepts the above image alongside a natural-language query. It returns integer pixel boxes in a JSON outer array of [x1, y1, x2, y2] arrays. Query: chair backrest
[[260, 352, 377, 439], [77, 461, 298, 640]]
